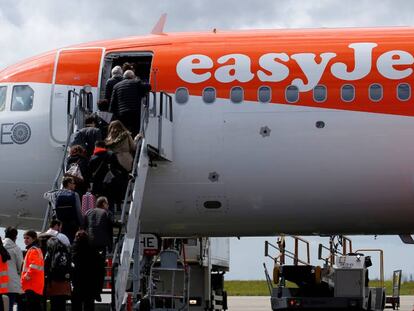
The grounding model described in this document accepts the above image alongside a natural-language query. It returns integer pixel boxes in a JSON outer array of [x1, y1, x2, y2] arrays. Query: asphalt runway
[[228, 296, 414, 311]]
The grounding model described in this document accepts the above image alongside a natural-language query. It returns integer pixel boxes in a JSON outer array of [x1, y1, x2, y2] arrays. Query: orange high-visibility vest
[[21, 246, 44, 295], [0, 260, 8, 294]]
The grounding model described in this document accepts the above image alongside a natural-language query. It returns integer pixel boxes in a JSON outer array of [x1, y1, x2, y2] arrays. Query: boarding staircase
[[112, 91, 173, 311], [42, 87, 93, 231], [43, 87, 174, 311]]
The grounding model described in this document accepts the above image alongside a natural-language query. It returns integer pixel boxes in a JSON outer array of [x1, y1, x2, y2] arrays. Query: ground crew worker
[[0, 238, 10, 311], [21, 230, 44, 311], [3, 227, 22, 311]]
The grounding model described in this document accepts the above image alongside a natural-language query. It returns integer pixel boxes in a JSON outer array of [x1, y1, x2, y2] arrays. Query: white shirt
[[45, 229, 70, 247]]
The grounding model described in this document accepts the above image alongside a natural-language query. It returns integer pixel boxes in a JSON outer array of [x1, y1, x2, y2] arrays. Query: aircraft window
[[369, 84, 383, 102], [11, 85, 34, 111], [286, 85, 299, 103], [258, 86, 271, 103], [175, 87, 189, 104], [341, 84, 355, 102], [0, 86, 6, 112], [397, 83, 411, 101], [231, 87, 243, 103], [313, 85, 327, 102], [203, 87, 216, 104]]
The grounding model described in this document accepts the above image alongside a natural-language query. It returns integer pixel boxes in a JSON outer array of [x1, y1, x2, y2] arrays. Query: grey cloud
[[2, 0, 414, 68], [0, 1, 23, 27]]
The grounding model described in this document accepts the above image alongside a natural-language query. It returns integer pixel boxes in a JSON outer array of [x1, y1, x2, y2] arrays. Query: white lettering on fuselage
[[176, 42, 413, 91]]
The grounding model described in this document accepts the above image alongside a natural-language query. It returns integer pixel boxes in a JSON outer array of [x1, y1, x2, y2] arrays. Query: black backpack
[[54, 190, 77, 222], [45, 237, 71, 281]]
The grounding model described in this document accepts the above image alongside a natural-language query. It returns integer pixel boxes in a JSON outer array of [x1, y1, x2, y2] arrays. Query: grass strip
[[225, 280, 414, 296]]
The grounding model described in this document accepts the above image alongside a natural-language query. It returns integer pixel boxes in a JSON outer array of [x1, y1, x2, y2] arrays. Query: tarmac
[[228, 295, 414, 310], [36, 295, 414, 310]]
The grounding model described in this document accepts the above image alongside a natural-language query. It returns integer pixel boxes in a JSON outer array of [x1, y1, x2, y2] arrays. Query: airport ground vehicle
[[136, 236, 229, 311], [264, 236, 397, 311]]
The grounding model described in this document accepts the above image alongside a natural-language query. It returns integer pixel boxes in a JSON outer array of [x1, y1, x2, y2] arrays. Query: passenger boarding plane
[[1, 25, 414, 237]]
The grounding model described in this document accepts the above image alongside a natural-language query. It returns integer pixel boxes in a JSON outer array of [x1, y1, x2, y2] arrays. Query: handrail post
[[294, 238, 299, 266]]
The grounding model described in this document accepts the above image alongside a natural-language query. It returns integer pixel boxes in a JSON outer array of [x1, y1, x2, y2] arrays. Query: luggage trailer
[[264, 236, 388, 311]]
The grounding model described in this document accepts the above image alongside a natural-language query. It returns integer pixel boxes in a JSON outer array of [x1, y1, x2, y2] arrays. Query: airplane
[[1, 24, 414, 238]]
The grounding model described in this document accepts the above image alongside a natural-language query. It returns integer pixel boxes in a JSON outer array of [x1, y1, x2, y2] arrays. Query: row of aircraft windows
[[175, 83, 412, 104], [0, 85, 34, 112]]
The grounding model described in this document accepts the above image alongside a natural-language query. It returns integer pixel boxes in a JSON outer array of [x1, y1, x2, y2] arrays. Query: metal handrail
[[318, 236, 353, 266], [265, 237, 311, 266], [41, 89, 81, 231]]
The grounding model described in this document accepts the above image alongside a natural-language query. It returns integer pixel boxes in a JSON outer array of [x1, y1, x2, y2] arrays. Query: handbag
[[65, 162, 84, 181], [103, 166, 115, 185]]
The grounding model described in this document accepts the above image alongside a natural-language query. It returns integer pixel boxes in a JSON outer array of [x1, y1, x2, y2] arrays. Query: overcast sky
[[2, 0, 414, 280]]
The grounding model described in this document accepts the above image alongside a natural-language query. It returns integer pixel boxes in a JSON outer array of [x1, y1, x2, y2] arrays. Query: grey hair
[[123, 70, 136, 79], [111, 66, 123, 77]]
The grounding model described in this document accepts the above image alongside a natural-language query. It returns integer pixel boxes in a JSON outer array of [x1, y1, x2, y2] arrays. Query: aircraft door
[[50, 47, 104, 143], [146, 91, 173, 161]]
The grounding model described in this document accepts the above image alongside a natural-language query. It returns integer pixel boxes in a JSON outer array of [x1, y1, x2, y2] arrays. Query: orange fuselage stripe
[[0, 27, 414, 116]]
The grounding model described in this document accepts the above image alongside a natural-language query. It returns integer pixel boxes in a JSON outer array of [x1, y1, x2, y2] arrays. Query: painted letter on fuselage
[[214, 54, 254, 83], [176, 54, 213, 83], [257, 53, 290, 82], [291, 53, 336, 92], [377, 50, 414, 79], [331, 43, 378, 80]]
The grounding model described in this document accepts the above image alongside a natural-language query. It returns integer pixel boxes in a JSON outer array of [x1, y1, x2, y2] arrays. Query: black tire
[[139, 297, 151, 311]]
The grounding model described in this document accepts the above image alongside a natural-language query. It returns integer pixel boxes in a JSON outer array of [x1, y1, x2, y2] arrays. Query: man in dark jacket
[[104, 66, 123, 102], [69, 115, 102, 157], [84, 196, 114, 298], [110, 70, 151, 136]]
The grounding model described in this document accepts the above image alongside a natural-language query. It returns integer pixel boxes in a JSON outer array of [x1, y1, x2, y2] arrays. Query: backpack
[[46, 237, 71, 281], [54, 190, 77, 222]]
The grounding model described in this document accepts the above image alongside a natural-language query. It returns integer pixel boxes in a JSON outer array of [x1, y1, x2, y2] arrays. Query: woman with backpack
[[0, 238, 10, 311], [44, 236, 71, 311], [66, 145, 90, 196], [71, 230, 100, 311]]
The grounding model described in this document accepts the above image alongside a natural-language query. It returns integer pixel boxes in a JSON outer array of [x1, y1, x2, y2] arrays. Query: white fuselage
[[1, 81, 413, 236]]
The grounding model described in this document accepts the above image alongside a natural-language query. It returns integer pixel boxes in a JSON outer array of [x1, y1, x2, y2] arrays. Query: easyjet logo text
[[176, 43, 413, 92]]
